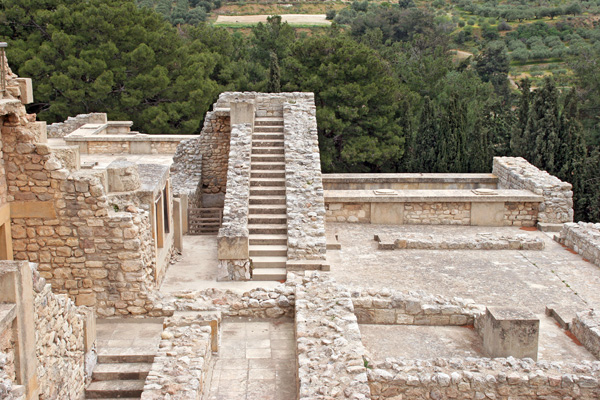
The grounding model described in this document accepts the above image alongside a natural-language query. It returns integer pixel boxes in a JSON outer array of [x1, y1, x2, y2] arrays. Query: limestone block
[[16, 78, 33, 104], [217, 235, 249, 260], [106, 159, 140, 192], [471, 202, 505, 226], [480, 306, 539, 360], [371, 203, 403, 225]]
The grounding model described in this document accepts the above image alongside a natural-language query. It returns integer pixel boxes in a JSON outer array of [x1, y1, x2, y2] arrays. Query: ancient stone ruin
[[2, 49, 600, 400]]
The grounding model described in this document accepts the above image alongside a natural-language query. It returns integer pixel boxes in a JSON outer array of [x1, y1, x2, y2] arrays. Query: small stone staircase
[[85, 351, 154, 399], [248, 116, 287, 281]]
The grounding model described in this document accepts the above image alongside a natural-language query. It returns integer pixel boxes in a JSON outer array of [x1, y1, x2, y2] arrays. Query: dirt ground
[[215, 14, 330, 25]]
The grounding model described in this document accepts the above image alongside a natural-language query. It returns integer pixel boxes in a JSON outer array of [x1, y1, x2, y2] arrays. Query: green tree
[[267, 52, 281, 93], [411, 96, 440, 172], [511, 78, 531, 157], [474, 41, 510, 98]]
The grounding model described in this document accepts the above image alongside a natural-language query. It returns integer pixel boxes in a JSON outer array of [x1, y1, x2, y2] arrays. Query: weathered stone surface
[[557, 222, 600, 268]]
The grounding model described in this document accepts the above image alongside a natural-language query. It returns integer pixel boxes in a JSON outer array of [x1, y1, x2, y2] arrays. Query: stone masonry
[[46, 113, 107, 138], [493, 156, 573, 224], [557, 222, 600, 268]]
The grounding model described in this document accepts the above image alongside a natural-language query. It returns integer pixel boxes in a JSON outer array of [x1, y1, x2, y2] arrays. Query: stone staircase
[[85, 350, 154, 399], [248, 116, 288, 281]]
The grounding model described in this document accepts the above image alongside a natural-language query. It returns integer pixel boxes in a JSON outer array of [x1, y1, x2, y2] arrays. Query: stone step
[[252, 268, 287, 281], [249, 195, 286, 205], [255, 118, 284, 126], [85, 379, 145, 399], [251, 154, 285, 163], [252, 140, 284, 148], [249, 234, 288, 245], [250, 187, 286, 196], [248, 214, 287, 225], [251, 162, 285, 171], [254, 126, 284, 133], [250, 178, 286, 187], [249, 244, 288, 257], [97, 353, 155, 364], [252, 256, 288, 268], [248, 224, 287, 235], [251, 171, 285, 179], [252, 147, 285, 155], [253, 133, 284, 141], [92, 362, 152, 381], [249, 204, 287, 214]]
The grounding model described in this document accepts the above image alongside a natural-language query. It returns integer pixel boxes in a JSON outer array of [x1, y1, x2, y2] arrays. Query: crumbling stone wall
[[557, 222, 600, 268], [493, 157, 573, 224], [404, 202, 471, 225], [283, 96, 327, 261], [375, 232, 544, 250], [33, 268, 88, 400], [0, 329, 19, 399], [351, 288, 483, 326], [571, 309, 600, 359], [46, 113, 107, 138], [368, 357, 600, 399], [504, 202, 538, 226], [199, 112, 230, 203]]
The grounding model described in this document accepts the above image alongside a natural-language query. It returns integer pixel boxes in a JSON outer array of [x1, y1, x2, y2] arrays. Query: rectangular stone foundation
[[480, 307, 539, 360]]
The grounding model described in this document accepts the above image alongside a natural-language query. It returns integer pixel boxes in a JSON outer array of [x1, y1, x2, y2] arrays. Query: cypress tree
[[525, 77, 561, 173], [511, 78, 531, 158], [267, 51, 281, 93], [411, 96, 439, 172]]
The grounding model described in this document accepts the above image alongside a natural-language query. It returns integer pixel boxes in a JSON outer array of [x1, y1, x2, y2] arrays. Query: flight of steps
[[248, 116, 288, 281], [85, 351, 154, 399]]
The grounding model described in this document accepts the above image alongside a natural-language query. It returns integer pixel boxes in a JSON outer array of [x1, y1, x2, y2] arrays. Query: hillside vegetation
[[1, 0, 599, 222]]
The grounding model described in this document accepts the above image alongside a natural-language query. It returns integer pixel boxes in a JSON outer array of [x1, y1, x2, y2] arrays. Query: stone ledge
[[324, 189, 543, 203], [0, 304, 16, 334]]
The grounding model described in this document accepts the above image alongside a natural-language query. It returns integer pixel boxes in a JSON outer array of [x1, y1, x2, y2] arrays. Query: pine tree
[[524, 77, 561, 173], [267, 52, 281, 93], [511, 78, 531, 157]]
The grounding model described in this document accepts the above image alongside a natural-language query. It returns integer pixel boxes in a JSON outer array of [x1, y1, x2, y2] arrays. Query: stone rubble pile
[[493, 157, 573, 224], [295, 273, 371, 399], [376, 232, 545, 251], [557, 222, 600, 268], [368, 356, 600, 399]]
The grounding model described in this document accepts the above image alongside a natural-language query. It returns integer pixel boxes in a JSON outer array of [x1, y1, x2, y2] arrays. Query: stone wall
[[0, 329, 21, 399], [557, 222, 600, 268], [217, 124, 252, 281], [368, 357, 600, 399], [375, 232, 545, 251], [295, 273, 371, 399], [141, 313, 215, 399], [504, 202, 538, 227], [571, 309, 600, 359], [33, 269, 89, 400], [170, 138, 202, 207], [493, 156, 573, 224], [283, 96, 327, 261], [404, 202, 471, 225], [351, 288, 484, 326], [46, 113, 107, 138]]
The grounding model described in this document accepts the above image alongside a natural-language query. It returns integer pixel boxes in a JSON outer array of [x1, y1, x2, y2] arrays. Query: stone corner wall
[[170, 138, 202, 207], [492, 156, 573, 224], [557, 222, 600, 268], [46, 113, 107, 138], [283, 96, 327, 261], [571, 309, 600, 359], [217, 124, 252, 281]]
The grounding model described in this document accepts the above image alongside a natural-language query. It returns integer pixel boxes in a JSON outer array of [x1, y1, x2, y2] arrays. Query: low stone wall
[[65, 134, 189, 155], [34, 276, 89, 400], [493, 156, 573, 224], [351, 288, 483, 326], [375, 233, 545, 251], [557, 222, 600, 268], [323, 173, 498, 190], [150, 283, 295, 319], [217, 124, 252, 281], [504, 202, 539, 227], [46, 113, 107, 138], [295, 273, 371, 399], [283, 96, 327, 261], [141, 314, 215, 399], [368, 357, 600, 399], [571, 309, 600, 359]]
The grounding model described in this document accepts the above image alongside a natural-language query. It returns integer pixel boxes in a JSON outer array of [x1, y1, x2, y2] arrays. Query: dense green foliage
[[1, 0, 599, 221]]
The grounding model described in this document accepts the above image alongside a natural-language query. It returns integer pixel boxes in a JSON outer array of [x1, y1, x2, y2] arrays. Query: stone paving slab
[[327, 223, 600, 318], [206, 317, 296, 400]]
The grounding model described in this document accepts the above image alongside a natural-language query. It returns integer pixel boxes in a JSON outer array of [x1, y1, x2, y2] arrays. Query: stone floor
[[327, 223, 600, 319], [360, 314, 595, 362], [206, 317, 296, 400], [96, 318, 164, 355], [160, 235, 280, 293]]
